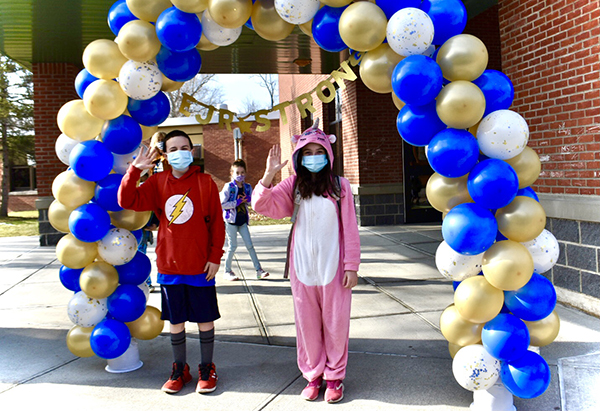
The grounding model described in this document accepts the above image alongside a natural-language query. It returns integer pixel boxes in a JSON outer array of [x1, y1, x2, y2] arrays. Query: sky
[[213, 74, 278, 114]]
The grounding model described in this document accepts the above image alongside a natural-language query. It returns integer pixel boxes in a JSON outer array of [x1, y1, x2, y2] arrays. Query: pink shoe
[[301, 376, 323, 401], [325, 379, 344, 403]]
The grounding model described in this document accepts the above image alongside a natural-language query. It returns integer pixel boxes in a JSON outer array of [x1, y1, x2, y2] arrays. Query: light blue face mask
[[302, 154, 328, 173], [167, 150, 194, 171]]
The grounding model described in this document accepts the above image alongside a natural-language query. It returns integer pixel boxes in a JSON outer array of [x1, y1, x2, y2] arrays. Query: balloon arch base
[[470, 381, 516, 411], [105, 339, 144, 374]]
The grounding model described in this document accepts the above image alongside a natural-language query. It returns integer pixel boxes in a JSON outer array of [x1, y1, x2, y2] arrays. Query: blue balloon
[[90, 319, 132, 359], [504, 273, 557, 321], [420, 0, 467, 45], [101, 115, 142, 155], [59, 265, 82, 292], [69, 140, 114, 182], [116, 251, 152, 285], [68, 203, 112, 243], [75, 69, 99, 99], [94, 173, 124, 212], [517, 187, 539, 202], [156, 7, 202, 52], [127, 92, 171, 127], [501, 350, 551, 399], [156, 46, 202, 82], [312, 6, 348, 53], [473, 70, 515, 117], [426, 129, 479, 178], [244, 17, 254, 30], [107, 284, 147, 322], [482, 313, 530, 361], [467, 159, 519, 210], [132, 228, 144, 245], [376, 0, 421, 19], [396, 102, 447, 147], [392, 55, 443, 106], [496, 230, 508, 241], [107, 0, 138, 36], [442, 203, 497, 255]]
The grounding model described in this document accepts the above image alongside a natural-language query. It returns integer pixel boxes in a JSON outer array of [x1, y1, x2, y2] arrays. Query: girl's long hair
[[295, 150, 341, 199]]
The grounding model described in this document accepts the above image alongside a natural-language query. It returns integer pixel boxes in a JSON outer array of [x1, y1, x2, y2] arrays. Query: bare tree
[[252, 74, 279, 109], [239, 95, 264, 116], [167, 74, 225, 117]]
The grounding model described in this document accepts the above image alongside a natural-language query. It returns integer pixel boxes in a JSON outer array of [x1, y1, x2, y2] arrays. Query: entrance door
[[402, 141, 442, 223]]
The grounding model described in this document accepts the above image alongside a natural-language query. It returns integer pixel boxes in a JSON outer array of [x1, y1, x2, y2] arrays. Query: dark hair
[[295, 151, 340, 199], [163, 129, 193, 151], [231, 159, 247, 171]]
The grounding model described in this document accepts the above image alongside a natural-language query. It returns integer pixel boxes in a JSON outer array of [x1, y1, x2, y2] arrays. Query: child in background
[[220, 159, 269, 281], [251, 121, 360, 403]]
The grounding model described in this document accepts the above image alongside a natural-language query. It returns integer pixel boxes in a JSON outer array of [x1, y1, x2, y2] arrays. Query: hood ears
[[291, 118, 336, 145]]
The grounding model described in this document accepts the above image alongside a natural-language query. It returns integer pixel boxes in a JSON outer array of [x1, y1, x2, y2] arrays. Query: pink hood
[[291, 119, 337, 173]]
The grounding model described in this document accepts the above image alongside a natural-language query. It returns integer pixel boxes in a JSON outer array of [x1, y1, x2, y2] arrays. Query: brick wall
[[7, 193, 38, 213]]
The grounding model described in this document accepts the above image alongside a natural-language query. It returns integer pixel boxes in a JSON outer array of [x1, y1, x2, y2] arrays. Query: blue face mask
[[302, 154, 328, 173], [167, 150, 193, 171]]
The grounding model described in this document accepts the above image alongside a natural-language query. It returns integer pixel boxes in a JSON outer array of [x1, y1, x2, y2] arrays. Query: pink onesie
[[252, 126, 360, 383]]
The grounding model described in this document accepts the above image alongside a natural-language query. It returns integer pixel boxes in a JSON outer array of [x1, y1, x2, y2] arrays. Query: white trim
[[538, 193, 600, 223], [556, 286, 600, 317]]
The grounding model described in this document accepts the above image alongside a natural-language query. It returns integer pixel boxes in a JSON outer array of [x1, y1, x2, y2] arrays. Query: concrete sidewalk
[[0, 224, 598, 411]]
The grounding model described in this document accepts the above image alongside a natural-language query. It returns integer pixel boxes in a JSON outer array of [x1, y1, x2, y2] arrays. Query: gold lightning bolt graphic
[[169, 190, 190, 226]]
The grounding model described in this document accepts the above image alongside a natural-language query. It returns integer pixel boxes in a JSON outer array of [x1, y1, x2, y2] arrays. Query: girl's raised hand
[[261, 144, 288, 187]]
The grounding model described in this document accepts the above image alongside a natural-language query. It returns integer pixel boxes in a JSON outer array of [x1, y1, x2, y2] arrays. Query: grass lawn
[[0, 210, 39, 237], [249, 209, 291, 226]]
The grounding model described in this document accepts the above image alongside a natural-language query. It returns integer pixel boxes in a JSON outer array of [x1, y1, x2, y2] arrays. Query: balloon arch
[[51, 0, 559, 403]]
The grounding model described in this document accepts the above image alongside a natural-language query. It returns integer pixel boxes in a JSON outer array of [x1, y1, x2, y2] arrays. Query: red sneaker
[[301, 376, 323, 401], [161, 362, 192, 394], [196, 363, 218, 394], [325, 379, 344, 403]]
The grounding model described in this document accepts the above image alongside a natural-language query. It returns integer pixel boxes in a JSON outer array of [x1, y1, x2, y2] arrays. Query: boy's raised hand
[[132, 145, 160, 171]]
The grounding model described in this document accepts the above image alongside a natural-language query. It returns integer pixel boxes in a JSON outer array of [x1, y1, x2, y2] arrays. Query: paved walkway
[[0, 224, 598, 410]]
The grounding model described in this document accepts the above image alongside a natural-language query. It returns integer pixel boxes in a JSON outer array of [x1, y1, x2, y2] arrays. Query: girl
[[251, 121, 360, 403], [220, 159, 269, 281]]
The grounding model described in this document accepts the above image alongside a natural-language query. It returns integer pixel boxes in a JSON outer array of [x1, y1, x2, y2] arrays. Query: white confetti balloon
[[452, 344, 501, 391], [436, 241, 484, 281], [521, 229, 560, 274], [118, 60, 162, 100], [112, 145, 141, 175], [138, 281, 150, 302], [477, 109, 529, 160], [97, 227, 138, 266], [200, 10, 242, 47], [67, 291, 108, 328], [386, 8, 434, 57], [55, 133, 80, 166], [275, 0, 320, 25]]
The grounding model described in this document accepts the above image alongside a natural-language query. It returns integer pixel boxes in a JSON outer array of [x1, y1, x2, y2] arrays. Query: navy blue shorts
[[160, 284, 220, 324]]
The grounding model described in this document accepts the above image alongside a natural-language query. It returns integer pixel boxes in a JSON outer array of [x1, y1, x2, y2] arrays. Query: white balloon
[[436, 241, 484, 281], [55, 133, 80, 166], [200, 10, 242, 47], [477, 110, 529, 160], [97, 227, 138, 266], [274, 0, 320, 25], [138, 282, 150, 302], [118, 60, 162, 100], [67, 291, 108, 327], [113, 145, 141, 174], [386, 8, 434, 57], [521, 229, 560, 274], [452, 344, 500, 391]]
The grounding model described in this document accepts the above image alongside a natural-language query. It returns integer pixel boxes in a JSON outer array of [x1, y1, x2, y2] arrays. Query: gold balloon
[[82, 39, 128, 80], [127, 305, 165, 340], [208, 0, 252, 29], [482, 240, 534, 291], [83, 79, 129, 121], [126, 0, 172, 22], [56, 234, 98, 269], [436, 34, 489, 82], [359, 43, 404, 94], [524, 310, 560, 347], [426, 173, 473, 213], [66, 325, 95, 357], [436, 81, 486, 129], [110, 209, 152, 231], [48, 200, 74, 233], [80, 261, 119, 299], [449, 342, 464, 359], [320, 0, 352, 6], [196, 33, 220, 52], [57, 100, 104, 142], [52, 170, 96, 209], [172, 0, 209, 13], [252, 0, 295, 41], [469, 120, 481, 138], [496, 196, 546, 242], [392, 91, 405, 111], [141, 125, 159, 141], [504, 146, 542, 189], [454, 276, 504, 324], [339, 2, 387, 52], [439, 304, 483, 346], [298, 20, 313, 37], [116, 20, 161, 62]]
